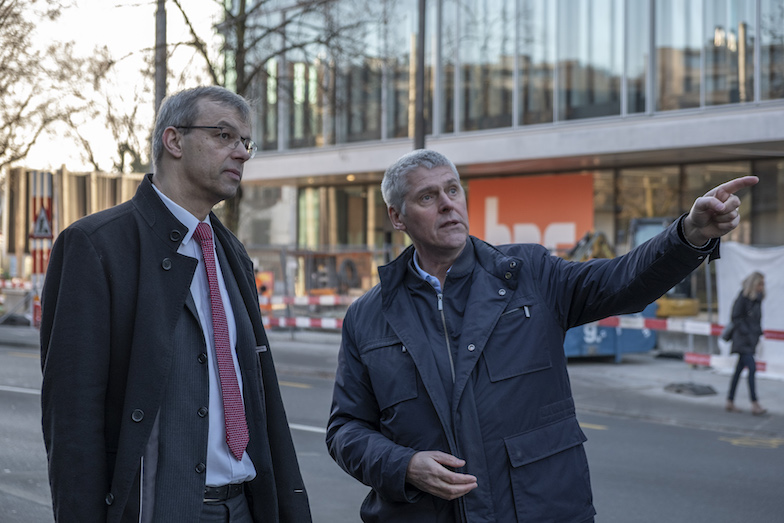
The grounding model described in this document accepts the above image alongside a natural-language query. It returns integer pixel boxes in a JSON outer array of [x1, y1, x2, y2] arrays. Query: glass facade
[[704, 0, 756, 105], [242, 0, 784, 257], [625, 1, 650, 113], [761, 0, 784, 99], [457, 0, 515, 130], [519, 0, 555, 124], [752, 159, 784, 245], [557, 0, 624, 120], [656, 0, 703, 110], [248, 0, 784, 149]]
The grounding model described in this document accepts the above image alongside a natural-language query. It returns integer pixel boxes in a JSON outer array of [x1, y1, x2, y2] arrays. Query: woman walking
[[726, 271, 767, 416]]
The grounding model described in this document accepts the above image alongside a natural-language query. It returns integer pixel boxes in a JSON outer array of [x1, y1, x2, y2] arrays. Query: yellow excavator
[[564, 219, 699, 317]]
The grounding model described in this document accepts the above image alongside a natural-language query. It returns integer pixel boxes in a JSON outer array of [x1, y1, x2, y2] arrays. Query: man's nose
[[231, 144, 251, 162], [438, 192, 454, 212]]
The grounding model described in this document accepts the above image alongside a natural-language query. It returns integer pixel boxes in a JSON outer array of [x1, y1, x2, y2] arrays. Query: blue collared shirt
[[412, 251, 448, 293]]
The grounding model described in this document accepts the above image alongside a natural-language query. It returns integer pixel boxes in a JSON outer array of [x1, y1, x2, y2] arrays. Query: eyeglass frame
[[175, 125, 257, 159]]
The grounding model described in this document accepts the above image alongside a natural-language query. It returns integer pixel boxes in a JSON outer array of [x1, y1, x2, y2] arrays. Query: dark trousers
[[200, 493, 254, 523], [728, 353, 758, 402]]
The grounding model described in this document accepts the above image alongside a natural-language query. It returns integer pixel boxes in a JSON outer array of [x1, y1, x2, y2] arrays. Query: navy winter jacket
[[327, 219, 716, 522]]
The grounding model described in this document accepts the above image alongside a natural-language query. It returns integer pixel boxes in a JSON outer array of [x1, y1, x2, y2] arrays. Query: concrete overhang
[[243, 102, 784, 186]]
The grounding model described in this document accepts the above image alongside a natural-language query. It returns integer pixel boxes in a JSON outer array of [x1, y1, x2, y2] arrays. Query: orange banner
[[467, 173, 594, 252]]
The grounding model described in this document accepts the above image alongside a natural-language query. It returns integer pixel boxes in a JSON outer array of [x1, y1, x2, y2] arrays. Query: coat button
[[169, 230, 182, 242], [162, 258, 172, 270], [467, 344, 476, 352], [498, 289, 506, 296], [198, 352, 208, 364], [105, 493, 114, 505], [504, 272, 512, 280], [195, 462, 206, 474], [510, 261, 517, 268], [197, 407, 208, 418], [131, 409, 144, 422]]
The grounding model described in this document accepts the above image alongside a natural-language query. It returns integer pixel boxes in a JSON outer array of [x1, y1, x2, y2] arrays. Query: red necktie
[[193, 223, 249, 461]]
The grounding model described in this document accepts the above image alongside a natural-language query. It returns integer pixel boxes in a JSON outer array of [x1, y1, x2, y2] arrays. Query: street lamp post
[[414, 0, 426, 150]]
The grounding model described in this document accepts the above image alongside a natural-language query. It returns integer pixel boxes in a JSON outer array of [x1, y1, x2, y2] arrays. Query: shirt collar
[[412, 250, 447, 293], [151, 182, 211, 245]]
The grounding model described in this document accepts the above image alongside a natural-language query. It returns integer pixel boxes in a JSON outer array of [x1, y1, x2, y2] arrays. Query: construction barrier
[[261, 302, 783, 375], [260, 296, 784, 344]]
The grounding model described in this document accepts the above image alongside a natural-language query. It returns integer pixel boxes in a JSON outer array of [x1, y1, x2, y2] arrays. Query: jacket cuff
[[676, 214, 721, 262]]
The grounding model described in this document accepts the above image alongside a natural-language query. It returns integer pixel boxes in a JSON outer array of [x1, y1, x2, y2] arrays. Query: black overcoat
[[40, 174, 311, 522]]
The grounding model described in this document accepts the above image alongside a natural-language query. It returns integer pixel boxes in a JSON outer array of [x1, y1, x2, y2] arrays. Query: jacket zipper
[[437, 293, 455, 383]]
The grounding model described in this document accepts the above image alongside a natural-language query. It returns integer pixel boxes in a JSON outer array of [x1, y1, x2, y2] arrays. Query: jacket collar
[[379, 236, 521, 293], [132, 173, 190, 251]]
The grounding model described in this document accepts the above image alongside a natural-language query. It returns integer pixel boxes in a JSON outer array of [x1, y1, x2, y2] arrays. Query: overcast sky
[[28, 0, 220, 172]]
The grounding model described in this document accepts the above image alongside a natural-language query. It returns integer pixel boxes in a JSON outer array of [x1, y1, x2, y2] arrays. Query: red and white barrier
[[263, 316, 343, 330], [596, 315, 784, 341], [260, 300, 784, 341], [0, 280, 33, 290], [259, 295, 357, 306]]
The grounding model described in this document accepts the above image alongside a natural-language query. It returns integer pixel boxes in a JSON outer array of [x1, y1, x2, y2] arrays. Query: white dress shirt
[[152, 184, 256, 486]]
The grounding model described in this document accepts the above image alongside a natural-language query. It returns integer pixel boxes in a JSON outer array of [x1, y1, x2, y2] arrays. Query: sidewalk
[[9, 325, 783, 438]]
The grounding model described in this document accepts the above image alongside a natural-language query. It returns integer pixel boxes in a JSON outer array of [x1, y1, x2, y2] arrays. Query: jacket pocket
[[359, 337, 418, 411], [484, 299, 552, 381], [504, 417, 594, 522]]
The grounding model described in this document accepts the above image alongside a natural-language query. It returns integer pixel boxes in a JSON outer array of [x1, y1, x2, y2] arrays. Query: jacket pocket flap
[[505, 417, 587, 468]]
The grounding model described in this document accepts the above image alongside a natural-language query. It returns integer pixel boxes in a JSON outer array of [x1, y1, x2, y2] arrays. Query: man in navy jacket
[[327, 149, 757, 522]]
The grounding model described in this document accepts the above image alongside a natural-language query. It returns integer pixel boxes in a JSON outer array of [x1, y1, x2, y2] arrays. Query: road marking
[[280, 380, 312, 389], [0, 385, 40, 395], [9, 351, 39, 359], [290, 423, 326, 434], [579, 422, 609, 431], [719, 436, 784, 449]]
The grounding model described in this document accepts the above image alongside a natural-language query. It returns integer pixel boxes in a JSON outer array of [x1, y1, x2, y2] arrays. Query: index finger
[[709, 175, 759, 198]]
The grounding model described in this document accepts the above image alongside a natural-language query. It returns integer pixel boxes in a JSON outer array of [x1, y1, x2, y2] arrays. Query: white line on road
[[0, 385, 330, 437], [0, 384, 40, 395], [289, 423, 326, 434]]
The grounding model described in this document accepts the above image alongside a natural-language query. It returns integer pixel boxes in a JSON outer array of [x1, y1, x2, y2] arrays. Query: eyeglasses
[[176, 126, 257, 159]]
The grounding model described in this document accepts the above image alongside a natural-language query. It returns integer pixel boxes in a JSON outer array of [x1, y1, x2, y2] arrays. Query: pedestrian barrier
[[259, 296, 784, 345], [259, 295, 356, 306], [0, 279, 33, 289]]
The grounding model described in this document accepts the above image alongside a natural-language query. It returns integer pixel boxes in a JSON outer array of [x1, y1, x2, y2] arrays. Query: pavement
[[8, 325, 784, 439]]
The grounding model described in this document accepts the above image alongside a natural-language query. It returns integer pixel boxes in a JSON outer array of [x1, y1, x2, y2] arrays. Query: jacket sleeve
[[326, 305, 418, 503], [40, 227, 112, 522], [537, 216, 716, 329]]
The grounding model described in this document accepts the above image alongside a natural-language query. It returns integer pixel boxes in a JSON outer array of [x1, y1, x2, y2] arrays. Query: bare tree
[[61, 45, 156, 174], [170, 0, 372, 231], [0, 0, 95, 171]]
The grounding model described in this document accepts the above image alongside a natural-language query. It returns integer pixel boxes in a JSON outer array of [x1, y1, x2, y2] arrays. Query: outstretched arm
[[683, 176, 758, 246]]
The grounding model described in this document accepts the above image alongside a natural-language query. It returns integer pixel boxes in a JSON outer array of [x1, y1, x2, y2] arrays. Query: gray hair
[[152, 86, 252, 171], [381, 149, 460, 214]]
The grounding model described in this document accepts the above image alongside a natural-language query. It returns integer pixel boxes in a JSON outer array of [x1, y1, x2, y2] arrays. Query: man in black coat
[[40, 86, 312, 522]]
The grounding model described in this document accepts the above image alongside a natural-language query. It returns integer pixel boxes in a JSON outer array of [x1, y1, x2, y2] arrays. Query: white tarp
[[715, 242, 784, 377]]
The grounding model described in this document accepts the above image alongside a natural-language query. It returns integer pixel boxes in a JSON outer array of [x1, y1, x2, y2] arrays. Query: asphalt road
[[2, 339, 782, 522]]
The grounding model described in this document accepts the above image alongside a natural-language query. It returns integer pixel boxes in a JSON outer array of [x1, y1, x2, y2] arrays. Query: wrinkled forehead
[[406, 165, 459, 190], [196, 99, 251, 133]]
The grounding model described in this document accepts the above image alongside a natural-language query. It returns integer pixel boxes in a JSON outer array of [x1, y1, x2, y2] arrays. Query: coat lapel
[[381, 262, 455, 445], [452, 239, 519, 411]]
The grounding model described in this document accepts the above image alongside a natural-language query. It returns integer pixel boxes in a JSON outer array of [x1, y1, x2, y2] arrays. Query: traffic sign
[[30, 206, 53, 239]]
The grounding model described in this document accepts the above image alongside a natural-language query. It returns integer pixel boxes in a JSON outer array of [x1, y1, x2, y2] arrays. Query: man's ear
[[162, 127, 184, 159], [388, 206, 406, 232]]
